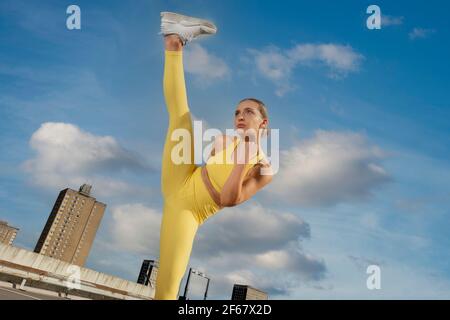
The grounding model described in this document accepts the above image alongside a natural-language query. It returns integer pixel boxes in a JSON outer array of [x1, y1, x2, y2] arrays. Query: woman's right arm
[[220, 139, 259, 207]]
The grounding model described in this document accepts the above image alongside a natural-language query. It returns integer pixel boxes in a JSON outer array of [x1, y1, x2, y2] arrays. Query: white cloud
[[267, 130, 391, 206], [184, 43, 230, 84], [189, 202, 326, 297], [255, 247, 326, 279], [110, 203, 161, 255], [248, 46, 296, 96], [224, 269, 257, 286], [198, 243, 326, 298], [194, 202, 310, 255], [104, 201, 326, 298], [254, 48, 293, 81], [22, 122, 151, 197], [288, 43, 363, 73], [409, 27, 436, 40], [247, 43, 364, 96], [381, 15, 404, 27]]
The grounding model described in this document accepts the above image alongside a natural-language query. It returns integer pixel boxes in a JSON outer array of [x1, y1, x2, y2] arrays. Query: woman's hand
[[234, 129, 260, 165]]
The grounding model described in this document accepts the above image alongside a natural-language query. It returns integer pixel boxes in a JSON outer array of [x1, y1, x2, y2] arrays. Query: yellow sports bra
[[205, 135, 265, 193]]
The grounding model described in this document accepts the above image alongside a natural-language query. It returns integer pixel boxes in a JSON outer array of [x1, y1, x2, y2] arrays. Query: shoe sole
[[160, 11, 217, 34]]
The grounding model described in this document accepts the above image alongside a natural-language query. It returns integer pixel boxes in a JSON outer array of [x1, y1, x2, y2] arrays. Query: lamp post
[[179, 267, 193, 300], [179, 268, 211, 300], [204, 276, 210, 300]]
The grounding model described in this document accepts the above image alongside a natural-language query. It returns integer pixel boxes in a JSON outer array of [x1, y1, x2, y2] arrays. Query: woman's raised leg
[[161, 35, 196, 198]]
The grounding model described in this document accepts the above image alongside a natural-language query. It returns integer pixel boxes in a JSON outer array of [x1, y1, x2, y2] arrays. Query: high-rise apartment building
[[0, 220, 19, 245], [34, 184, 106, 266]]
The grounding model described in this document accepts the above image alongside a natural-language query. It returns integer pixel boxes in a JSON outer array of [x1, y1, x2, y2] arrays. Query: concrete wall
[[0, 243, 154, 300]]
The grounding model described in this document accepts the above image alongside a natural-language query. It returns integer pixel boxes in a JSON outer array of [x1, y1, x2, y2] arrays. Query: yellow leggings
[[154, 51, 219, 300]]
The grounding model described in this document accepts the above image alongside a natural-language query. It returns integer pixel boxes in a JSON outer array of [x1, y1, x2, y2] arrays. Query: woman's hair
[[238, 97, 270, 136], [239, 97, 268, 119]]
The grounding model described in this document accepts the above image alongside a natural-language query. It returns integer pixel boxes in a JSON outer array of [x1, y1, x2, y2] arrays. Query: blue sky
[[1, 0, 449, 299]]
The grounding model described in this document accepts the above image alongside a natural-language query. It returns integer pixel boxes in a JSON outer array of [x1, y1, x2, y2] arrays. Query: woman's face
[[234, 100, 267, 139]]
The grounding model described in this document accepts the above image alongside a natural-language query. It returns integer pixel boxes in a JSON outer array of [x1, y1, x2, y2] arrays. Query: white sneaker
[[159, 11, 217, 45]]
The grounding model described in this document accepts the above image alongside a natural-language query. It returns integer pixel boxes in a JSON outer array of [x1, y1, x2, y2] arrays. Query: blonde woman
[[155, 12, 273, 300]]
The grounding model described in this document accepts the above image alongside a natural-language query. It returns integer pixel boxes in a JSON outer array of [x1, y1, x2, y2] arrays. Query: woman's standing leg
[[154, 202, 199, 300]]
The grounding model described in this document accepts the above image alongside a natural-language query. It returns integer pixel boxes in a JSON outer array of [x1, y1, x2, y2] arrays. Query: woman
[[155, 11, 274, 300]]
